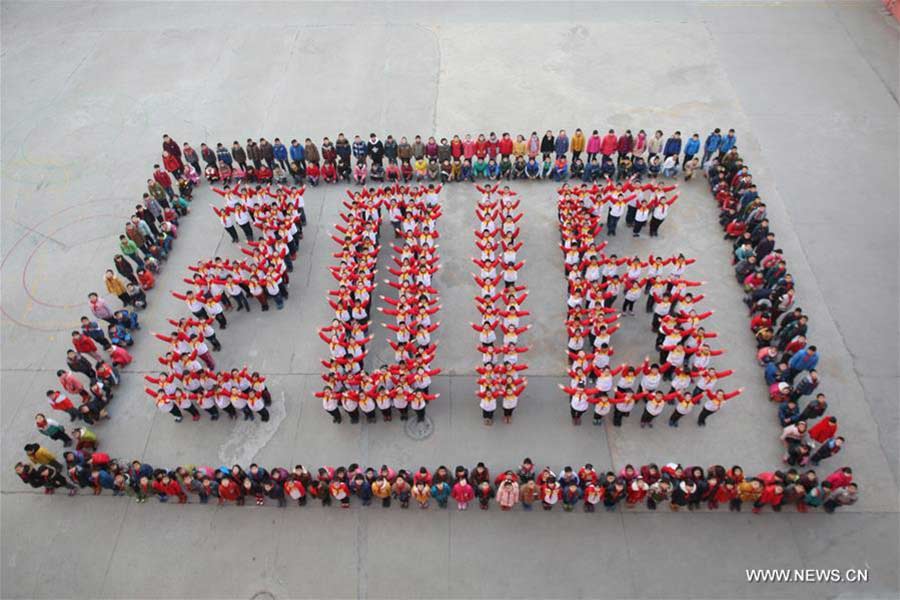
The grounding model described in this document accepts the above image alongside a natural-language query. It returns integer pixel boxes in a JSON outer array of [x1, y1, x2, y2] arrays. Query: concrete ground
[[1, 2, 898, 599]]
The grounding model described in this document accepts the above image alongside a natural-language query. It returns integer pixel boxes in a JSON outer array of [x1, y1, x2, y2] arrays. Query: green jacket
[[39, 422, 65, 437], [120, 238, 139, 256]]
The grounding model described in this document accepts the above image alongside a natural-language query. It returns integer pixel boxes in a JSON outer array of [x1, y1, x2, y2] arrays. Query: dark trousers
[[613, 409, 630, 426], [239, 222, 254, 241], [606, 214, 619, 236], [697, 407, 714, 425], [622, 298, 636, 313], [649, 217, 664, 236], [48, 430, 72, 445], [632, 219, 647, 236], [328, 408, 342, 423], [669, 411, 685, 425], [640, 408, 656, 423], [225, 225, 239, 243], [232, 292, 251, 311], [625, 205, 637, 226]]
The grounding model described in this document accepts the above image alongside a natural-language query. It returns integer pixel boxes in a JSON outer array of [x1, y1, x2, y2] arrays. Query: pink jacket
[[586, 135, 602, 154], [497, 481, 519, 507]]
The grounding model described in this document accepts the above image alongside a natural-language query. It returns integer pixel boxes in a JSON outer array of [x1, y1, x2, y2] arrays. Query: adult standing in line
[[162, 134, 182, 166], [231, 141, 248, 171], [259, 137, 275, 169], [367, 133, 385, 166], [701, 128, 721, 166], [304, 138, 320, 165], [182, 142, 202, 176], [663, 131, 682, 164], [719, 128, 737, 157]]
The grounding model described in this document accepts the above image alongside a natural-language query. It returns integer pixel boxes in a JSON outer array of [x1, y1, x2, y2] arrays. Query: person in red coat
[[71, 331, 102, 362], [824, 467, 853, 490], [600, 129, 618, 158], [217, 477, 242, 505], [752, 484, 784, 514], [451, 477, 474, 510], [152, 474, 187, 503], [809, 416, 838, 443], [163, 151, 183, 179], [498, 132, 514, 158]]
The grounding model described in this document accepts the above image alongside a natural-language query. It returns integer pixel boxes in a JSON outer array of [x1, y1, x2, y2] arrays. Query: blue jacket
[[487, 163, 500, 177], [431, 482, 451, 502], [352, 141, 367, 160], [764, 363, 782, 385], [525, 161, 540, 176], [351, 479, 372, 500], [719, 134, 737, 153], [98, 469, 115, 489], [663, 138, 682, 156], [216, 148, 232, 166], [684, 138, 700, 156], [273, 143, 288, 161], [289, 144, 305, 163], [778, 401, 799, 425], [739, 190, 758, 209], [554, 136, 569, 156], [704, 133, 721, 152], [789, 347, 819, 372]]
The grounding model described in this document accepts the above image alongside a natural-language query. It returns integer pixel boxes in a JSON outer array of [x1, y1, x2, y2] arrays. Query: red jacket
[[474, 140, 488, 159], [824, 470, 852, 490], [759, 485, 783, 506], [600, 134, 618, 156], [153, 170, 172, 188], [714, 485, 737, 503], [809, 418, 837, 443], [72, 335, 97, 354], [498, 138, 514, 156], [163, 154, 181, 174], [218, 479, 242, 501], [48, 392, 75, 411], [451, 482, 474, 502]]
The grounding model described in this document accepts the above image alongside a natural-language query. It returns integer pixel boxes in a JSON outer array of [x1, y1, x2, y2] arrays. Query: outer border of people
[[20, 129, 856, 514]]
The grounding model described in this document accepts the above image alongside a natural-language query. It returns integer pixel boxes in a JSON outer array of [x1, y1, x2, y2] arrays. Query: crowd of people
[[317, 185, 443, 424], [139, 183, 304, 423], [14, 451, 858, 514], [472, 185, 530, 425], [195, 129, 726, 188], [707, 145, 846, 468], [19, 126, 858, 512], [46, 135, 202, 429]]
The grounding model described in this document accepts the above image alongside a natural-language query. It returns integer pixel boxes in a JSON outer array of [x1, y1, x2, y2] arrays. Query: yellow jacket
[[105, 275, 126, 296], [737, 481, 762, 502], [513, 140, 527, 158], [28, 446, 57, 465], [372, 480, 392, 498], [571, 132, 586, 152]]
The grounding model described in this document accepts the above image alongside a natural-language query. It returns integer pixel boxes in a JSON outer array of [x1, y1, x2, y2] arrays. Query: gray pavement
[[1, 2, 898, 599]]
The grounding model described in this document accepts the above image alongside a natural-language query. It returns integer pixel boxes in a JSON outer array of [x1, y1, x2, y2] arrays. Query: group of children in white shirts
[[557, 184, 743, 428], [318, 185, 443, 424], [144, 184, 304, 422], [472, 185, 530, 425]]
